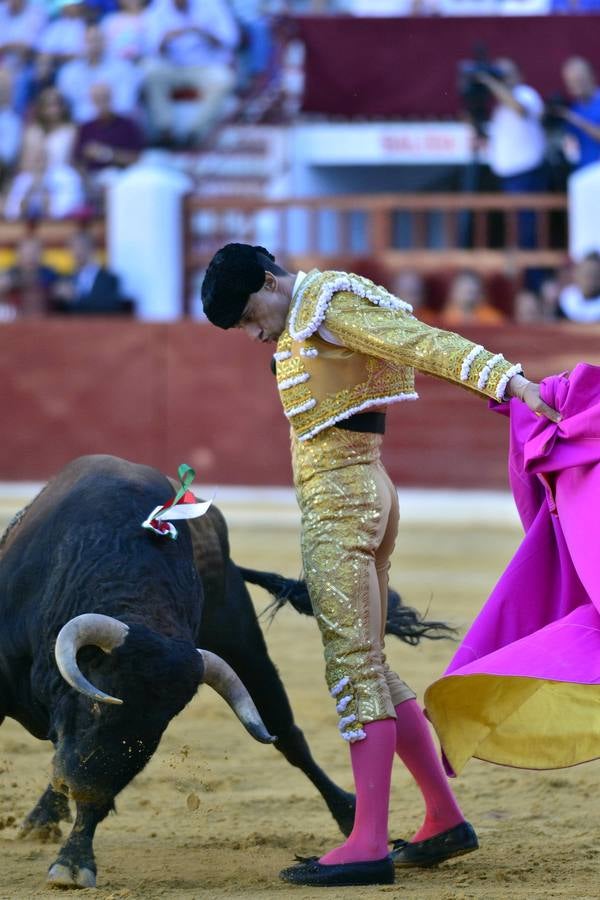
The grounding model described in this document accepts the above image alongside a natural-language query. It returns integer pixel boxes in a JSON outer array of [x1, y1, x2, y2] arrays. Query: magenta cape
[[425, 363, 600, 775]]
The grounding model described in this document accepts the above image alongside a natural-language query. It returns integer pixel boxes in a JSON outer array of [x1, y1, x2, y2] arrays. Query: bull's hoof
[[328, 790, 356, 838], [19, 821, 63, 843], [47, 863, 96, 889]]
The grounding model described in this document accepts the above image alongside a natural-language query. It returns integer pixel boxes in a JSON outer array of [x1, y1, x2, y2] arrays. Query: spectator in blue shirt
[[560, 56, 600, 169], [552, 0, 600, 10]]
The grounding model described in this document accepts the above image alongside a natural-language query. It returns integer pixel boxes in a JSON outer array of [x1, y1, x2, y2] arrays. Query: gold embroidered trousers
[[292, 427, 415, 742]]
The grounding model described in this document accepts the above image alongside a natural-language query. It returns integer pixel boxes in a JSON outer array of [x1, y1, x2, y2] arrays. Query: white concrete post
[[107, 153, 192, 321]]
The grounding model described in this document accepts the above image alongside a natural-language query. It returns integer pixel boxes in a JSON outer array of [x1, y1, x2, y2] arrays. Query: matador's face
[[236, 271, 291, 344]]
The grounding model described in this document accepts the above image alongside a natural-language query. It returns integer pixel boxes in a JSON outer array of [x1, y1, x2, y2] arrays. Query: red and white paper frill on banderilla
[[141, 463, 212, 540]]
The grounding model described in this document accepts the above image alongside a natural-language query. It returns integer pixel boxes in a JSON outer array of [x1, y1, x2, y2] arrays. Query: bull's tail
[[239, 567, 456, 646]]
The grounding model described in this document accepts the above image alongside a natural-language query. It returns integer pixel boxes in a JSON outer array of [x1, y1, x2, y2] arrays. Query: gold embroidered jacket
[[274, 269, 523, 441]]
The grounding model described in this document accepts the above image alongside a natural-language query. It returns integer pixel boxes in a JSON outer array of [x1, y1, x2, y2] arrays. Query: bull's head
[[54, 613, 275, 744]]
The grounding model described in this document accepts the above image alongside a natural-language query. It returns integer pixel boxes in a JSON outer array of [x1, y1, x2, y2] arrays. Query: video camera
[[543, 92, 569, 130], [457, 46, 504, 136]]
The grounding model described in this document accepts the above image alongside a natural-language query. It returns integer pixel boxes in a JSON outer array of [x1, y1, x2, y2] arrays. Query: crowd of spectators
[[0, 0, 294, 218], [0, 230, 131, 318], [0, 0, 598, 222], [0, 0, 599, 319], [388, 256, 600, 327]]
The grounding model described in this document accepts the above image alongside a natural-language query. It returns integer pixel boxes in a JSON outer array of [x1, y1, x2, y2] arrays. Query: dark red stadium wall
[[1, 321, 598, 488], [296, 15, 600, 118]]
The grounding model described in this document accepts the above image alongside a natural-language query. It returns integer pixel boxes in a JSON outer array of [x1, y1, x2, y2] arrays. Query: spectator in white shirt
[[36, 0, 88, 69], [3, 143, 85, 219], [558, 253, 600, 323], [143, 0, 239, 145], [0, 68, 22, 183], [0, 0, 46, 112], [102, 0, 148, 62], [56, 22, 142, 124], [20, 87, 77, 170], [479, 59, 547, 255]]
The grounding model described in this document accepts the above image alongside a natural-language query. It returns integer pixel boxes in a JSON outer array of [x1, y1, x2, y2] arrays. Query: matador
[[201, 244, 560, 887]]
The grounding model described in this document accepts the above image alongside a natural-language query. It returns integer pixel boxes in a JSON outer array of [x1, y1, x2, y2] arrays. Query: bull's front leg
[[46, 800, 110, 889], [19, 784, 72, 843]]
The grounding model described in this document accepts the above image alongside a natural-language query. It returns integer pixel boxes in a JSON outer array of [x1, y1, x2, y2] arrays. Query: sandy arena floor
[[1, 496, 599, 900]]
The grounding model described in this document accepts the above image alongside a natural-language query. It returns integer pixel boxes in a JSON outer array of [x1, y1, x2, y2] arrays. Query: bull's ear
[[55, 614, 129, 705], [196, 649, 275, 744]]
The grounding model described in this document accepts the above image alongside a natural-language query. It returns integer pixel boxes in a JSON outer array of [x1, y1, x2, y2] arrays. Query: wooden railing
[[0, 194, 570, 314], [184, 192, 569, 310]]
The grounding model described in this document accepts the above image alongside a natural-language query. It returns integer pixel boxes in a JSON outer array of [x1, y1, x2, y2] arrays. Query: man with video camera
[[475, 58, 547, 253]]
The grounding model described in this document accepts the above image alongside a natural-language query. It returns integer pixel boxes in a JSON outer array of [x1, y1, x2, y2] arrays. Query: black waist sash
[[335, 412, 386, 434]]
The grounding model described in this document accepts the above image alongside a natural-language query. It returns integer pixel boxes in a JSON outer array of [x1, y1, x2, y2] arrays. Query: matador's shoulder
[[287, 269, 413, 343]]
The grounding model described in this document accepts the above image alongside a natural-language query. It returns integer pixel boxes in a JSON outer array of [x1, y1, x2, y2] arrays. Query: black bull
[[0, 455, 451, 889]]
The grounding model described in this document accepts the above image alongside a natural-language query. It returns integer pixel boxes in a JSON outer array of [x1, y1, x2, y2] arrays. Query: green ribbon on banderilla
[[141, 464, 213, 540]]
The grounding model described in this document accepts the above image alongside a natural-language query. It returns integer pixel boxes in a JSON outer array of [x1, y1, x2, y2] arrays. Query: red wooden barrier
[[1, 321, 598, 488]]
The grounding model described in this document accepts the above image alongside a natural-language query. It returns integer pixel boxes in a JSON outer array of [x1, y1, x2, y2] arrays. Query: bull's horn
[[197, 650, 276, 744], [55, 614, 129, 705]]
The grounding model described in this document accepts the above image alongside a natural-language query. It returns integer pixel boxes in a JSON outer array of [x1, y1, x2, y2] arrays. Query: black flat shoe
[[279, 854, 395, 886], [391, 821, 479, 868]]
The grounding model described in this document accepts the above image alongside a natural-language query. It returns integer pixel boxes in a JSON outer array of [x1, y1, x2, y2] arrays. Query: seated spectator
[[102, 0, 148, 63], [391, 269, 439, 323], [53, 230, 131, 314], [557, 253, 600, 322], [3, 144, 85, 219], [513, 289, 544, 324], [36, 0, 88, 72], [0, 0, 46, 113], [339, 0, 436, 12], [143, 0, 239, 146], [559, 57, 600, 170], [74, 82, 144, 207], [552, 0, 600, 11], [21, 87, 76, 171], [0, 235, 59, 317], [439, 270, 506, 326], [56, 22, 142, 124], [539, 274, 561, 320], [0, 68, 22, 186], [229, 0, 276, 93]]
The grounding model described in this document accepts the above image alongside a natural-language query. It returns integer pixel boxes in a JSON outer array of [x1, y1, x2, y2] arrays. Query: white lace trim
[[286, 398, 317, 418], [336, 695, 352, 713], [477, 354, 505, 390], [288, 271, 413, 342], [300, 347, 319, 358], [273, 350, 291, 362], [279, 372, 310, 391], [338, 714, 357, 731], [330, 675, 350, 697], [341, 728, 367, 743], [460, 345, 485, 382], [495, 363, 524, 402], [297, 392, 419, 441]]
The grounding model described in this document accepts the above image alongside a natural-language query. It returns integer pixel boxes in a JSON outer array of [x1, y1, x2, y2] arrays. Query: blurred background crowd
[[0, 0, 599, 324]]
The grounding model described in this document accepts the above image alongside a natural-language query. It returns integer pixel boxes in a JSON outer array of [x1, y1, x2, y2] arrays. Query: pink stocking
[[394, 699, 464, 842], [319, 718, 395, 865]]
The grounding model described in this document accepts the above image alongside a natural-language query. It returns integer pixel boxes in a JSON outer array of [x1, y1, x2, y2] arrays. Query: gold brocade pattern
[[275, 270, 522, 443], [292, 427, 415, 737], [275, 331, 416, 440], [324, 291, 520, 401]]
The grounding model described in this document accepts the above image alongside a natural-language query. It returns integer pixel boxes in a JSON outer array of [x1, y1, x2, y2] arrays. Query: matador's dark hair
[[201, 243, 287, 329]]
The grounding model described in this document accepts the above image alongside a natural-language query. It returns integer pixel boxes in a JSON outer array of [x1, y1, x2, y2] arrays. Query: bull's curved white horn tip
[[96, 694, 123, 706]]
